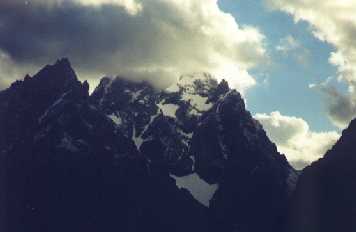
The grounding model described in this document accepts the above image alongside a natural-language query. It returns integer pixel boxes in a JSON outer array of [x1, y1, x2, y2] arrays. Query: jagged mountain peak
[[328, 118, 356, 153], [167, 73, 226, 100], [5, 58, 78, 93], [33, 58, 77, 84], [88, 72, 296, 226], [1, 60, 299, 232], [0, 58, 88, 150], [176, 73, 218, 93], [55, 57, 71, 67], [302, 117, 356, 169], [215, 89, 245, 112]]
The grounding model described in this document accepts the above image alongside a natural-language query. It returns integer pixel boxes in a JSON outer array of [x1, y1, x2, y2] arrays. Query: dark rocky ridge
[[0, 58, 298, 232], [0, 58, 86, 151], [193, 90, 295, 232], [0, 59, 208, 232], [288, 119, 356, 232]]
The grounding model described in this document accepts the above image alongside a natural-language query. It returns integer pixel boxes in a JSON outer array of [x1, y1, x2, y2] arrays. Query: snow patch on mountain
[[108, 112, 122, 126], [39, 91, 69, 123], [132, 126, 144, 148], [130, 89, 144, 102], [170, 173, 218, 207], [182, 93, 213, 114], [166, 73, 217, 115], [157, 101, 179, 118]]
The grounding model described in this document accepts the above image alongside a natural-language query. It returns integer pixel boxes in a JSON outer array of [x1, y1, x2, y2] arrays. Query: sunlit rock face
[[0, 58, 297, 232], [288, 119, 356, 232]]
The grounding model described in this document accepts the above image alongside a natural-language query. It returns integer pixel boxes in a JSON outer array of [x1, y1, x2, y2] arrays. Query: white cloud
[[21, 0, 143, 14], [255, 111, 339, 169], [0, 50, 37, 90], [75, 0, 143, 14], [276, 34, 310, 65], [0, 0, 267, 93], [276, 35, 300, 53], [266, 0, 356, 128]]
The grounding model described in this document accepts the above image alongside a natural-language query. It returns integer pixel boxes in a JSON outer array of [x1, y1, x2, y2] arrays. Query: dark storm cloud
[[0, 0, 267, 90], [316, 83, 356, 128], [0, 79, 6, 90], [0, 0, 180, 88], [0, 1, 137, 70]]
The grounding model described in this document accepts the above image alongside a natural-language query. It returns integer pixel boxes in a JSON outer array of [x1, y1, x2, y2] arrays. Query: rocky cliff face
[[192, 90, 296, 232], [0, 59, 297, 232], [288, 119, 356, 232], [0, 59, 208, 232], [90, 69, 297, 232]]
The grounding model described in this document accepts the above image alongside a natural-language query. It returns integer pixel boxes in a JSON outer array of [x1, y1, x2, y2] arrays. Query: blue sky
[[219, 0, 342, 132]]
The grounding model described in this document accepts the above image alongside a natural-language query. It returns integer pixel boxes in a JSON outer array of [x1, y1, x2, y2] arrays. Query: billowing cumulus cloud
[[0, 0, 266, 92], [75, 0, 143, 14], [255, 111, 339, 169], [266, 0, 356, 128]]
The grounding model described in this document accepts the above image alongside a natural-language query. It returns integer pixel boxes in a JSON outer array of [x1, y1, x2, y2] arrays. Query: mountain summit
[[0, 59, 297, 232]]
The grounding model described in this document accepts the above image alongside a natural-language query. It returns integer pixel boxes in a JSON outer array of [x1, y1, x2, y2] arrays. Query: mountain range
[[0, 58, 354, 232]]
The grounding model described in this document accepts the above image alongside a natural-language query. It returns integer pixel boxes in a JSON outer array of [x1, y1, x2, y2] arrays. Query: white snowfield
[[157, 101, 179, 118], [170, 173, 218, 207], [108, 112, 122, 126]]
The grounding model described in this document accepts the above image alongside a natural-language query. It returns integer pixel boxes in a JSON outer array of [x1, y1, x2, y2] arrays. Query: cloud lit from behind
[[0, 0, 266, 93]]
